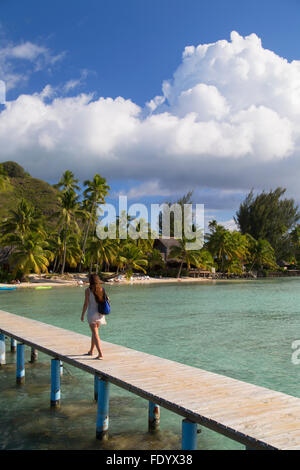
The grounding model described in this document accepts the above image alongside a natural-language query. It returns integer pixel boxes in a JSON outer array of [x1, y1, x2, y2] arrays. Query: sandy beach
[[0, 273, 215, 289]]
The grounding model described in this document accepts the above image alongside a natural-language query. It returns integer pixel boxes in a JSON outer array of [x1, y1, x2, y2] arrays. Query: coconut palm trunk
[[61, 223, 68, 274], [79, 199, 96, 272], [177, 258, 184, 278], [79, 174, 110, 272], [52, 255, 58, 273]]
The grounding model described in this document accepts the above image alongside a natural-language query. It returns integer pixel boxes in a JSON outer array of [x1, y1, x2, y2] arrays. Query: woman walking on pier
[[81, 274, 107, 359]]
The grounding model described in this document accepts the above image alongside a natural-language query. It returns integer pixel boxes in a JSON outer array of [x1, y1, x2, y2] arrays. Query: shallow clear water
[[1, 278, 300, 450]]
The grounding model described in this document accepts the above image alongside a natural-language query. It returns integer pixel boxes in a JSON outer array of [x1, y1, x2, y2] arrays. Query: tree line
[[0, 166, 300, 281]]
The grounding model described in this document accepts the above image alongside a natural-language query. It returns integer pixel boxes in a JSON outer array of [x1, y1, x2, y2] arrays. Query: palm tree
[[79, 196, 94, 248], [63, 233, 82, 269], [56, 190, 82, 274], [147, 248, 165, 271], [159, 191, 194, 237], [48, 231, 82, 273], [195, 249, 215, 270], [85, 236, 116, 274], [132, 218, 156, 253], [227, 231, 250, 273], [9, 232, 52, 277], [168, 238, 210, 278], [206, 221, 249, 273], [79, 174, 110, 271], [55, 170, 80, 192], [102, 215, 149, 277], [117, 243, 148, 280], [47, 232, 63, 273], [1, 199, 45, 241], [206, 221, 229, 271], [109, 238, 125, 276], [247, 235, 277, 271]]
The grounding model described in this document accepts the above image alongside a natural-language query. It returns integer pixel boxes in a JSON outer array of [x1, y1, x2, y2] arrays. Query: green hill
[[0, 161, 60, 226]]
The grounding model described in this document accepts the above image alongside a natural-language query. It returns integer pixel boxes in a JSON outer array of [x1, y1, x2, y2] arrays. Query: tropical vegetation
[[1, 161, 300, 281]]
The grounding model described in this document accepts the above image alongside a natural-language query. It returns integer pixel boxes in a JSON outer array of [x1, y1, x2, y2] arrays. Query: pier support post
[[0, 334, 6, 365], [148, 402, 160, 432], [96, 377, 110, 440], [10, 338, 17, 353], [16, 343, 25, 384], [182, 419, 197, 450], [29, 348, 38, 363], [50, 358, 61, 407], [94, 375, 98, 401]]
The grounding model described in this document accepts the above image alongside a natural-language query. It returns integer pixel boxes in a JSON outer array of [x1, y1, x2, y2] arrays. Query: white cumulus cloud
[[1, 31, 300, 205]]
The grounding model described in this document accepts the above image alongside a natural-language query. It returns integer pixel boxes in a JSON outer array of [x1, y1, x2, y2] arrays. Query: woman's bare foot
[[95, 355, 103, 360]]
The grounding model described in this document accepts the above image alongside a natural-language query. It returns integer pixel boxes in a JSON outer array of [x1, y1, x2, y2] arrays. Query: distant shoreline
[[1, 272, 298, 290], [0, 276, 216, 289]]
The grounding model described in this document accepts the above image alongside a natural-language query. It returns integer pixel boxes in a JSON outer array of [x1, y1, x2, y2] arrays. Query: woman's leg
[[88, 324, 96, 354], [90, 323, 103, 359]]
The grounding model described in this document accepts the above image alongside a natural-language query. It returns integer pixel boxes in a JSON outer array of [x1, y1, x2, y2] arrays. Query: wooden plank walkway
[[1, 309, 300, 449]]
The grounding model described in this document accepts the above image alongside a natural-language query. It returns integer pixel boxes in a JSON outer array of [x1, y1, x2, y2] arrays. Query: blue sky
[[1, 0, 300, 229], [3, 0, 300, 104]]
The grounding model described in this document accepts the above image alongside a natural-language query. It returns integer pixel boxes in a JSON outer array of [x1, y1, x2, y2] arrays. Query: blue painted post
[[96, 377, 110, 440], [148, 402, 160, 432], [50, 359, 61, 407], [16, 343, 25, 384], [10, 338, 17, 353], [182, 419, 198, 450], [0, 334, 6, 365], [94, 375, 98, 401]]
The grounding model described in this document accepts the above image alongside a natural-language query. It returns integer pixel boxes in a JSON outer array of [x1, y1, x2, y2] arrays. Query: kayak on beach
[[0, 286, 17, 291], [35, 286, 53, 290]]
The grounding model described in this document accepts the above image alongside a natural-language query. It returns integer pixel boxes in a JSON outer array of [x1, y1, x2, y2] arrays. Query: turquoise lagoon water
[[1, 278, 300, 450]]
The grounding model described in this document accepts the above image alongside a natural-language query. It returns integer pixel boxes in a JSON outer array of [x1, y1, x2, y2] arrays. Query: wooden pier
[[1, 309, 300, 450]]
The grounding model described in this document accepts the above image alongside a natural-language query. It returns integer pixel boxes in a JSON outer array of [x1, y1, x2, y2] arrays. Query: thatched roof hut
[[153, 238, 181, 263]]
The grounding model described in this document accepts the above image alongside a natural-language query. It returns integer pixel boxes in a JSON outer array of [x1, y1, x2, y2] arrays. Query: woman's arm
[[81, 288, 89, 322]]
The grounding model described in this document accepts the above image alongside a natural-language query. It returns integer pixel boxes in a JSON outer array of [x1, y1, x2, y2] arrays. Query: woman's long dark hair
[[89, 274, 104, 303]]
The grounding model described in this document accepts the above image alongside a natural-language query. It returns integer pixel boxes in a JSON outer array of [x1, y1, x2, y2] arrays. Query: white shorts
[[88, 313, 107, 326]]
